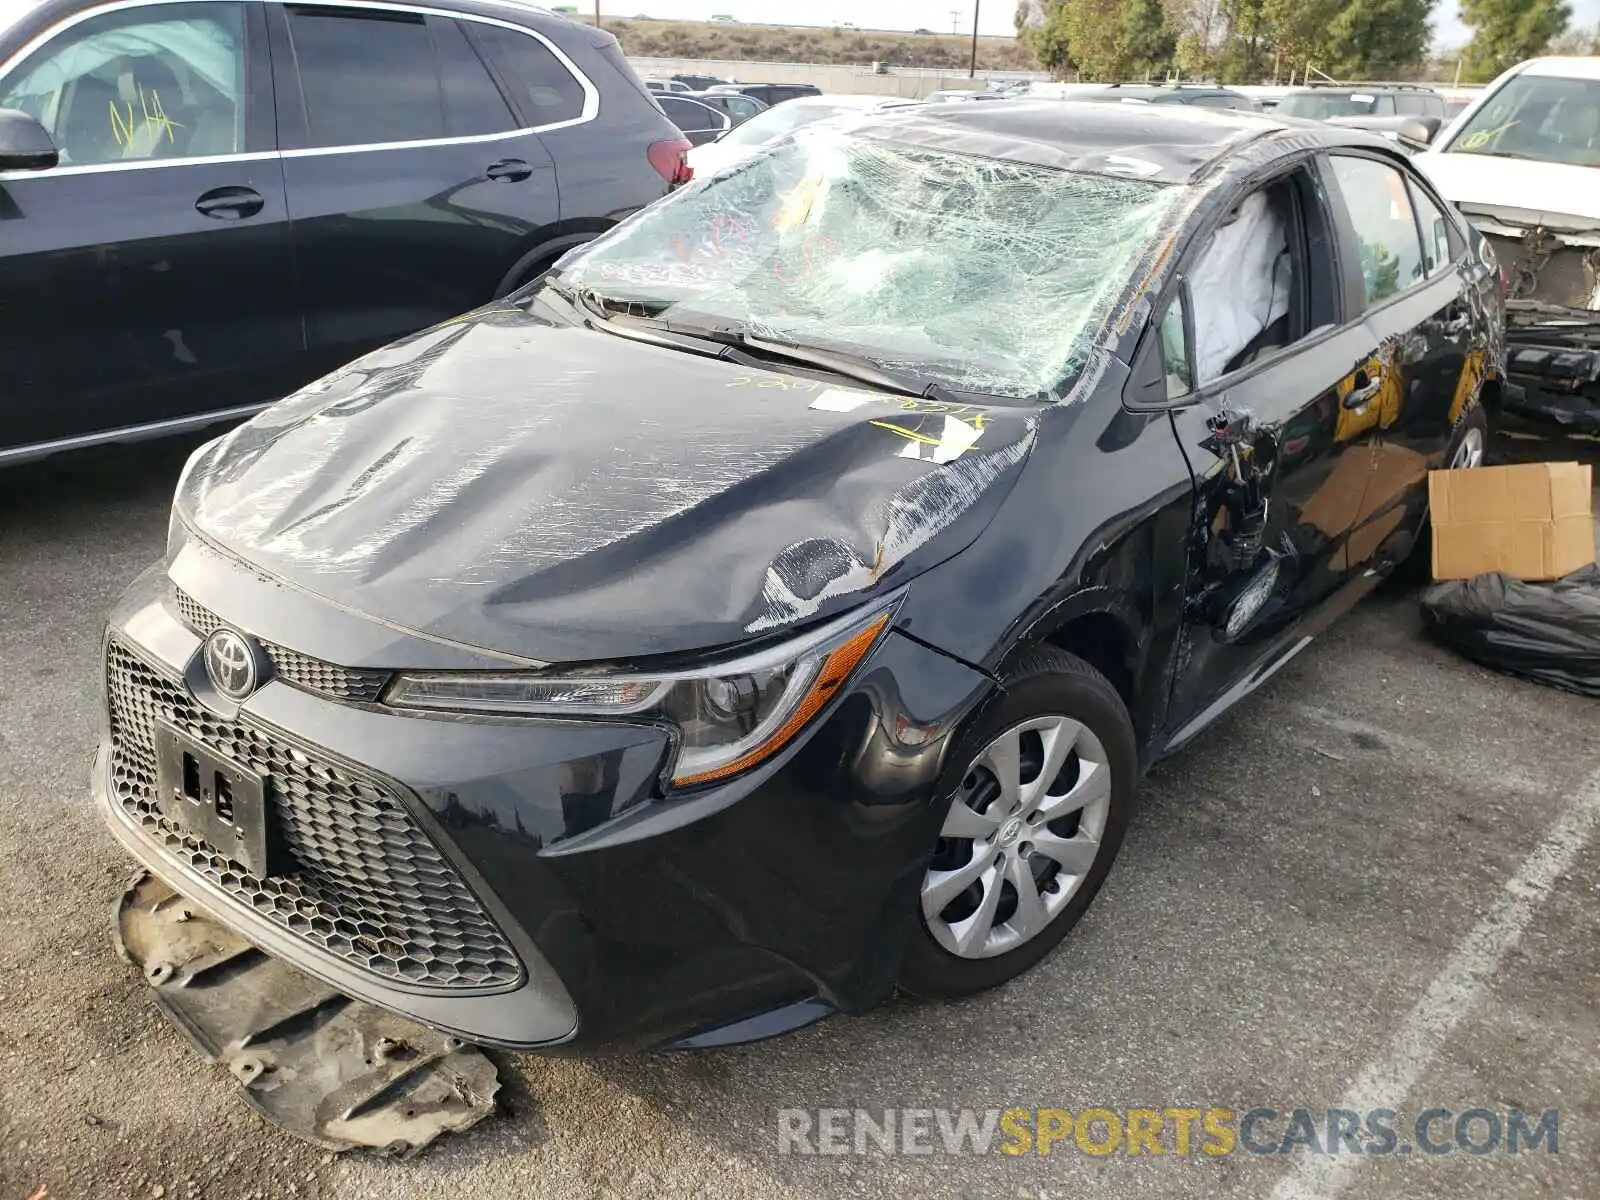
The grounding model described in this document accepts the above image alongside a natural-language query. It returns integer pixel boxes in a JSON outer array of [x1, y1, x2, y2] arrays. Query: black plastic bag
[[1421, 564, 1600, 698]]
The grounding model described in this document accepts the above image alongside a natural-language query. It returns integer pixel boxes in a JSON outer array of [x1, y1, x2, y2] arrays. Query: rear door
[[1321, 152, 1473, 574], [270, 2, 562, 379], [1153, 160, 1389, 736], [0, 0, 295, 456]]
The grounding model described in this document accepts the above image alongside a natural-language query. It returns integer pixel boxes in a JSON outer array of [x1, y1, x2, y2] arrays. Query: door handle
[[1344, 367, 1385, 409], [195, 186, 264, 220], [486, 158, 533, 183]]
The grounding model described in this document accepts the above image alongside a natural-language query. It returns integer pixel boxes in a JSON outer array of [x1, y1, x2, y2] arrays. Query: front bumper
[[94, 553, 992, 1050]]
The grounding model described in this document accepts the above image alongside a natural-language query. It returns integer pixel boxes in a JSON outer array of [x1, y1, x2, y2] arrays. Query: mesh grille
[[105, 637, 523, 991], [173, 590, 391, 702]]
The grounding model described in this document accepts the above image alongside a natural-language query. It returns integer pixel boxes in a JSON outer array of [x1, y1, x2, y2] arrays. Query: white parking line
[[1267, 767, 1600, 1200]]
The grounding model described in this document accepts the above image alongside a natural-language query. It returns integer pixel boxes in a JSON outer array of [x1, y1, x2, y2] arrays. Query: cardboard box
[[1429, 462, 1595, 582]]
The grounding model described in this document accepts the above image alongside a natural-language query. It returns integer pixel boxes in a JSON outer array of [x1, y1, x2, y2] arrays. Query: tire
[[899, 645, 1137, 999]]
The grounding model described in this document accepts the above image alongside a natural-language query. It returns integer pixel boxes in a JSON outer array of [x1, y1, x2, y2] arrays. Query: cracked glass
[[558, 125, 1182, 398]]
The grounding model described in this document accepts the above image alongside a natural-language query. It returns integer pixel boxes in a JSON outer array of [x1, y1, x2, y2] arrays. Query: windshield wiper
[[544, 280, 964, 401], [678, 327, 964, 403]]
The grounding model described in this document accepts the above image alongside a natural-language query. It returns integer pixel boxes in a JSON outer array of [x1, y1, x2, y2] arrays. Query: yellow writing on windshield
[[1459, 120, 1516, 151], [110, 87, 183, 148]]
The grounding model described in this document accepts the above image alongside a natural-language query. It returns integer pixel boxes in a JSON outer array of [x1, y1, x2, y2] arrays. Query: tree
[[1025, 0, 1076, 76], [1316, 0, 1434, 79], [1119, 0, 1177, 77], [1459, 0, 1571, 82], [1215, 0, 1269, 83], [1549, 22, 1599, 54]]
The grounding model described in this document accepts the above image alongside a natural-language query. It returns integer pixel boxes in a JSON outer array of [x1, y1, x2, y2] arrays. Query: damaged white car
[[1417, 57, 1600, 434]]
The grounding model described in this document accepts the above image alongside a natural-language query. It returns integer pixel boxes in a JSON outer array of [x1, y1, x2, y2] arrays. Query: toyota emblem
[[203, 628, 262, 701]]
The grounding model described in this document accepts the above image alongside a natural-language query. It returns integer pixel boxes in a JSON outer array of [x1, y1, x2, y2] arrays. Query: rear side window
[[469, 25, 585, 126], [1408, 182, 1455, 277], [1396, 93, 1428, 115], [658, 95, 720, 134], [434, 18, 513, 136], [288, 7, 443, 147], [1329, 156, 1427, 308]]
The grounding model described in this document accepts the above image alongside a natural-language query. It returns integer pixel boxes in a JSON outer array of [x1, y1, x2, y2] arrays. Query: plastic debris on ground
[[1421, 564, 1600, 698]]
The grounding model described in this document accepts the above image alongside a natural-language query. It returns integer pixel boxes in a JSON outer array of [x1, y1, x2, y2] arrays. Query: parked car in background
[[655, 93, 731, 145], [1326, 113, 1442, 154], [686, 88, 766, 126], [706, 80, 822, 107], [1276, 84, 1447, 121], [1416, 56, 1600, 434], [671, 72, 729, 91], [928, 89, 1007, 102], [645, 78, 691, 94], [685, 92, 919, 176], [95, 102, 1503, 1057], [1074, 83, 1262, 111], [0, 0, 687, 466]]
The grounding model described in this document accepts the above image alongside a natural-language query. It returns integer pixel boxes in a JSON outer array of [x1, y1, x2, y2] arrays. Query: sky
[[2, 0, 1598, 50]]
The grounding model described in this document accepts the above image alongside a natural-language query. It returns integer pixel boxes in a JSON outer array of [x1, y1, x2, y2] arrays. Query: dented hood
[[176, 305, 1038, 664], [1416, 152, 1600, 225]]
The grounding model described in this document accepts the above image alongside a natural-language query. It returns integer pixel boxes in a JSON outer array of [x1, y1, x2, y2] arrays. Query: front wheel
[[899, 646, 1136, 998]]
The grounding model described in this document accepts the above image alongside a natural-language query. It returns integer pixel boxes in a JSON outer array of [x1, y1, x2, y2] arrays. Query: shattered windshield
[[557, 127, 1181, 397], [1446, 74, 1600, 167], [717, 101, 860, 148]]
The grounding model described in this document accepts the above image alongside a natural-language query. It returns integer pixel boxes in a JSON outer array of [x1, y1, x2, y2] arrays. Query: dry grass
[[593, 18, 1040, 71]]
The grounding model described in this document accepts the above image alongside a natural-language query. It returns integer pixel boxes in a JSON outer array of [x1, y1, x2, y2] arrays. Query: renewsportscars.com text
[[776, 1106, 1560, 1158]]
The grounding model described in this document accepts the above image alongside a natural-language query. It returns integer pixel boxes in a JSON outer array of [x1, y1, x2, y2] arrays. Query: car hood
[[175, 304, 1039, 665], [685, 139, 757, 177], [1415, 151, 1600, 224]]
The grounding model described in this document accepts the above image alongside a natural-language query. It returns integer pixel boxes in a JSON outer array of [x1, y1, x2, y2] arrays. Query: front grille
[[105, 637, 523, 991], [173, 590, 391, 702]]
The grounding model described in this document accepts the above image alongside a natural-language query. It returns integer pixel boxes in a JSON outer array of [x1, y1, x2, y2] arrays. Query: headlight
[[383, 598, 899, 787]]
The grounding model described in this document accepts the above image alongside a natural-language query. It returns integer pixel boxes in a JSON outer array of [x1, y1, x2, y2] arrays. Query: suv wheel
[[899, 646, 1135, 998]]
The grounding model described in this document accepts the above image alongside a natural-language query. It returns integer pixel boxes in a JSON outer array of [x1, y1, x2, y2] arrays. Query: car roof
[[1281, 84, 1439, 95], [1517, 56, 1600, 80], [850, 99, 1377, 184], [1, 0, 609, 50]]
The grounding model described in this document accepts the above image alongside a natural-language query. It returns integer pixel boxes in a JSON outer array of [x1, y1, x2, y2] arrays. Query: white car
[[686, 94, 920, 177], [1415, 56, 1600, 433]]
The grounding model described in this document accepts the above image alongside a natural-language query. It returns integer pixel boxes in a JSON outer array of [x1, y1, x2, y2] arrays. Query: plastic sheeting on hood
[[1187, 189, 1291, 383], [1421, 564, 1600, 698]]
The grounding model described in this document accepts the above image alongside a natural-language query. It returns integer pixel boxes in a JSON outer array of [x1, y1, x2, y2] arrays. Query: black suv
[[707, 81, 822, 107], [0, 0, 687, 465], [1276, 84, 1448, 121]]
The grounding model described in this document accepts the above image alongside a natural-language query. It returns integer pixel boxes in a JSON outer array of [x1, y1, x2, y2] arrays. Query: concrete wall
[[626, 57, 1047, 99]]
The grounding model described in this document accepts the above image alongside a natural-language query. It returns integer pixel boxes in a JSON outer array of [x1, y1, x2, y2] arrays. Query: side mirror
[[0, 108, 59, 171], [1397, 116, 1440, 148]]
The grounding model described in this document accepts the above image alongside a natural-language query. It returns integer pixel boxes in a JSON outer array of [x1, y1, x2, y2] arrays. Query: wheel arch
[[493, 219, 622, 298]]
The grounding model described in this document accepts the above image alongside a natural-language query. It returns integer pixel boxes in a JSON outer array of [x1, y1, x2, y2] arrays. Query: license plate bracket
[[153, 722, 276, 878]]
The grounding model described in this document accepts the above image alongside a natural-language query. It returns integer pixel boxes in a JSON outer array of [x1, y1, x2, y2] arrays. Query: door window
[[0, 2, 245, 166], [659, 96, 721, 136], [1395, 93, 1429, 115], [1157, 290, 1193, 398], [287, 7, 443, 147], [469, 24, 585, 126], [434, 18, 514, 137], [1328, 156, 1427, 308], [1408, 182, 1455, 277]]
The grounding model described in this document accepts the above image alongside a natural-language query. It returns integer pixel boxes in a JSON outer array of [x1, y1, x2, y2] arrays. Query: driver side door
[[0, 0, 297, 458]]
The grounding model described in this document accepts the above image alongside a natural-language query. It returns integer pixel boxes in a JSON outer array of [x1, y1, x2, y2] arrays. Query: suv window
[[1395, 93, 1429, 115], [1329, 156, 1427, 308], [434, 18, 514, 137], [469, 24, 585, 126], [0, 1, 246, 166], [288, 7, 443, 147], [659, 95, 722, 135], [1445, 72, 1600, 167]]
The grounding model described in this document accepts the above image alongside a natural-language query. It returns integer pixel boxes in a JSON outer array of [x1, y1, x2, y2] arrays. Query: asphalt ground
[[0, 431, 1596, 1200]]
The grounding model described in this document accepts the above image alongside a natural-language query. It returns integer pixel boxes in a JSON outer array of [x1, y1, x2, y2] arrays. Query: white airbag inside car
[[1189, 191, 1291, 382]]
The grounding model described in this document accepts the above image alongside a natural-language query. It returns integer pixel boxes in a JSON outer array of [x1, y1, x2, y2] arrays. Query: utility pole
[[968, 0, 980, 78], [950, 10, 959, 36], [593, 0, 600, 29]]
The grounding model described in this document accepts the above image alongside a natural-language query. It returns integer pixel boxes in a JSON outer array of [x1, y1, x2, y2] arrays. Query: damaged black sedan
[[97, 102, 1506, 1056]]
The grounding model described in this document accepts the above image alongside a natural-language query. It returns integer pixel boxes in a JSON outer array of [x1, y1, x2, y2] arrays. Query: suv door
[[1149, 162, 1390, 740], [0, 0, 294, 459], [1321, 152, 1474, 575], [270, 2, 561, 380]]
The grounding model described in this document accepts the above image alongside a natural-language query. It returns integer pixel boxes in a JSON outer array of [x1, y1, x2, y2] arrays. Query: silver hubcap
[[921, 716, 1112, 960], [1451, 426, 1485, 470]]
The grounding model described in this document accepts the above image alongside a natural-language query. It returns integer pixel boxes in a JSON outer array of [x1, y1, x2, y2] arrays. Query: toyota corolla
[[96, 102, 1504, 1056]]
